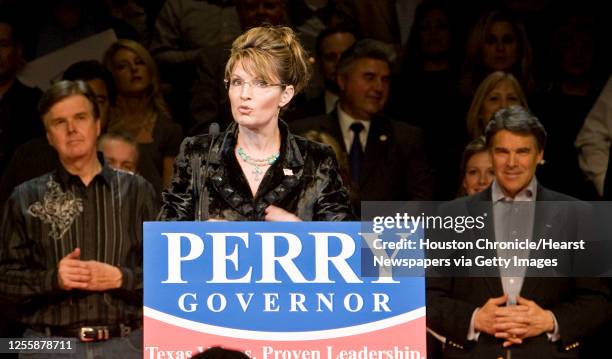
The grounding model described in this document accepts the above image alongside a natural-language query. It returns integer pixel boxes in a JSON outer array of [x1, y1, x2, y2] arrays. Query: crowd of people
[[0, 0, 610, 358]]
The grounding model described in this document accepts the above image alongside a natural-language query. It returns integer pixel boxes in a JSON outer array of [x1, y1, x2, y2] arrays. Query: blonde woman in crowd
[[460, 10, 534, 97], [466, 71, 528, 139], [104, 39, 183, 193]]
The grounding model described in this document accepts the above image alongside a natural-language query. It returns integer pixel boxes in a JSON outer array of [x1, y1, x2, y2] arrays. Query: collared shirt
[[395, 0, 418, 45], [0, 161, 157, 329], [324, 90, 339, 114], [337, 104, 371, 153], [492, 178, 537, 305], [468, 177, 559, 341], [491, 177, 538, 202]]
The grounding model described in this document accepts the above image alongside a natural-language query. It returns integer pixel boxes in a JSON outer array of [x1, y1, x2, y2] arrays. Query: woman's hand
[[265, 205, 301, 222]]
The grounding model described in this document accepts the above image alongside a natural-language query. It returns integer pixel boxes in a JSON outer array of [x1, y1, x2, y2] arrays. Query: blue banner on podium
[[144, 222, 426, 359]]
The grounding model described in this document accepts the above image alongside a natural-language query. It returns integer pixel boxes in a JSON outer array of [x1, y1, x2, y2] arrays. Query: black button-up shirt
[[0, 162, 157, 329]]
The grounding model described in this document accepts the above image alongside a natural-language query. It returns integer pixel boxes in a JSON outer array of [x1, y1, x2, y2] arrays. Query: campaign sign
[[144, 222, 426, 359]]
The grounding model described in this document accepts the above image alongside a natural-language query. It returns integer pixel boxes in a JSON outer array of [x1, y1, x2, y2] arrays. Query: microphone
[[197, 122, 220, 220], [208, 122, 220, 138]]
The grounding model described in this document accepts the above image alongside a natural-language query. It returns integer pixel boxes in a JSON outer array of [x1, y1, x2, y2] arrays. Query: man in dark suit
[[292, 39, 434, 215], [426, 106, 609, 358]]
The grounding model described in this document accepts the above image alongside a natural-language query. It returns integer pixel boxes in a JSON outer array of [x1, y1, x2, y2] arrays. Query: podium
[[144, 222, 426, 358]]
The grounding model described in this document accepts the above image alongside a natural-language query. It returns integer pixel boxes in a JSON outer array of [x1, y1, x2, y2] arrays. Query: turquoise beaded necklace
[[237, 147, 280, 182]]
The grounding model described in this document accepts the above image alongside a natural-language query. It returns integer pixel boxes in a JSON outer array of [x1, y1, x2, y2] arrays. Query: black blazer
[[291, 110, 434, 213], [159, 121, 353, 221], [426, 185, 609, 359]]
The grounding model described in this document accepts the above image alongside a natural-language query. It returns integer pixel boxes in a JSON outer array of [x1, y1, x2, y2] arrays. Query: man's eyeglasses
[[224, 78, 286, 90]]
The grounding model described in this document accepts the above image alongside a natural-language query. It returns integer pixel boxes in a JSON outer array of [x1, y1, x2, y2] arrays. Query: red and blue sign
[[144, 222, 426, 358]]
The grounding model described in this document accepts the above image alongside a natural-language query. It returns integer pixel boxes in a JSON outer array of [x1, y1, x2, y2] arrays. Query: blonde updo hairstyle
[[224, 26, 312, 100]]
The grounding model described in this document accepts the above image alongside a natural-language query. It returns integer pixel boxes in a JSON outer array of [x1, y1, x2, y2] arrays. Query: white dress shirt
[[324, 90, 339, 114], [337, 104, 371, 153]]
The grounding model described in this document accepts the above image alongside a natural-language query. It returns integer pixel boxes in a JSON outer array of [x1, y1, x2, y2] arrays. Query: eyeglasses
[[224, 78, 286, 91]]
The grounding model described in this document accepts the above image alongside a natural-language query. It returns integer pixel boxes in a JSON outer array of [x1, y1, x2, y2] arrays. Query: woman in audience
[[103, 39, 183, 193], [458, 137, 493, 196], [460, 10, 534, 97], [465, 71, 528, 139], [159, 26, 352, 221]]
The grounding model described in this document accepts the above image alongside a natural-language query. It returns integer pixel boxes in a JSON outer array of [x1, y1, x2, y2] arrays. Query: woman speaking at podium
[[159, 26, 352, 221]]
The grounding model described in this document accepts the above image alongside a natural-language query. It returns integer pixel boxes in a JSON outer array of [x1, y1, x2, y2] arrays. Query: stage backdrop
[[144, 222, 426, 359]]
